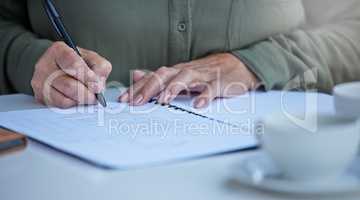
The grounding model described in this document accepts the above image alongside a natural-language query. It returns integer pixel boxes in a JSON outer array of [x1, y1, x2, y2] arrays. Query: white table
[[0, 93, 357, 200]]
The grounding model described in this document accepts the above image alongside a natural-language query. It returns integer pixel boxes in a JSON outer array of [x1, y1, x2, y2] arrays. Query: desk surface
[[0, 92, 357, 200]]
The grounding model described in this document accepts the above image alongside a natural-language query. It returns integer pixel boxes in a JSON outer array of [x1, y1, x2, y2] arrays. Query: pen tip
[[96, 94, 107, 108], [100, 100, 107, 108]]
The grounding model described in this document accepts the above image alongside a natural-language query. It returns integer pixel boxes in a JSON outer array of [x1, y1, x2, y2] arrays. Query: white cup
[[334, 82, 360, 119], [259, 112, 360, 183], [334, 82, 360, 155]]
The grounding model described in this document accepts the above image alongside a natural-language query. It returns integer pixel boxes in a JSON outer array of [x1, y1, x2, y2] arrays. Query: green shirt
[[1, 0, 359, 95]]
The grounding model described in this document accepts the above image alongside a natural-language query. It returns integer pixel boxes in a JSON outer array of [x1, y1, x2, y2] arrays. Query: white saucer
[[231, 153, 360, 196]]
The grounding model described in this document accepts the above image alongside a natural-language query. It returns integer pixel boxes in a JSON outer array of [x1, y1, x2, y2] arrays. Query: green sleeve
[[0, 0, 52, 95], [232, 19, 360, 93]]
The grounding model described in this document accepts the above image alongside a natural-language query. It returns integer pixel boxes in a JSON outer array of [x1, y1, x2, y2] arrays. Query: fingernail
[[119, 93, 129, 102], [189, 83, 197, 88], [134, 95, 143, 105], [195, 99, 206, 108], [164, 92, 172, 103]]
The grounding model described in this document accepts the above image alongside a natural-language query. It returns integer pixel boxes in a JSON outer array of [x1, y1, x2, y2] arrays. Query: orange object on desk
[[0, 128, 27, 155]]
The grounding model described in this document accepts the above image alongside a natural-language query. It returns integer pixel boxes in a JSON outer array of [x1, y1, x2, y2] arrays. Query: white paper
[[0, 90, 333, 169]]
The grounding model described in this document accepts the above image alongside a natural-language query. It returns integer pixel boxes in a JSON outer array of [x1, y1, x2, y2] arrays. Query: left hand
[[119, 53, 260, 108]]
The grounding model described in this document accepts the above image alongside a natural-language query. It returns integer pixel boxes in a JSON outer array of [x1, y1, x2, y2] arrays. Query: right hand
[[31, 42, 112, 108]]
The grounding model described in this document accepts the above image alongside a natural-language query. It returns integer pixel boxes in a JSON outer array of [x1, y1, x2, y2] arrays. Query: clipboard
[[0, 128, 27, 155]]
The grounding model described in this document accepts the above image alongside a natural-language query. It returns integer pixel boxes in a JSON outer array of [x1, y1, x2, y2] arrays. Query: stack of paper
[[0, 90, 333, 169]]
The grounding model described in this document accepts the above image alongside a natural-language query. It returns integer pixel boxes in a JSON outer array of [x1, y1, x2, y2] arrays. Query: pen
[[43, 0, 107, 107]]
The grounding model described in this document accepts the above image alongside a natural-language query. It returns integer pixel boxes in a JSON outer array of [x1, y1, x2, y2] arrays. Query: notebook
[[0, 90, 333, 169]]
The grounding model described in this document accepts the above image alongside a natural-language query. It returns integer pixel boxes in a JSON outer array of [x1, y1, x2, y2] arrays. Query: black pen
[[43, 0, 107, 107]]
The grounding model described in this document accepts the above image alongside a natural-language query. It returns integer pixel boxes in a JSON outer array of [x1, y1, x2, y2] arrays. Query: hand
[[119, 53, 260, 108], [31, 42, 112, 108]]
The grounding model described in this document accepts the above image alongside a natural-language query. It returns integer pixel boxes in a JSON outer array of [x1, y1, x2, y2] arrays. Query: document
[[0, 90, 333, 169]]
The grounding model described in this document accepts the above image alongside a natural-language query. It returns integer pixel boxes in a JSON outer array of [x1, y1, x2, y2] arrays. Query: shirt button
[[177, 22, 187, 32]]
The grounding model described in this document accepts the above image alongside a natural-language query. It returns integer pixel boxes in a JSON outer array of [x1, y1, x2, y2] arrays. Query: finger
[[118, 70, 146, 102], [33, 87, 45, 105], [189, 82, 207, 93], [132, 70, 146, 83], [158, 69, 199, 104], [131, 67, 179, 106], [120, 67, 178, 104], [119, 73, 153, 103], [53, 43, 100, 92], [220, 80, 249, 98], [194, 81, 219, 109], [34, 95, 45, 105], [80, 48, 112, 79], [31, 66, 61, 105], [52, 75, 97, 105], [43, 87, 77, 109]]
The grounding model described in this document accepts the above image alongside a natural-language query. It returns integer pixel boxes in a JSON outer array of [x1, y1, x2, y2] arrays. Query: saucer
[[231, 153, 360, 195]]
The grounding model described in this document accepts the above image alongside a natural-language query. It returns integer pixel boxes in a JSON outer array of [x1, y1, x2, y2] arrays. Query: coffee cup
[[334, 82, 360, 119], [259, 112, 359, 183], [334, 82, 360, 155]]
